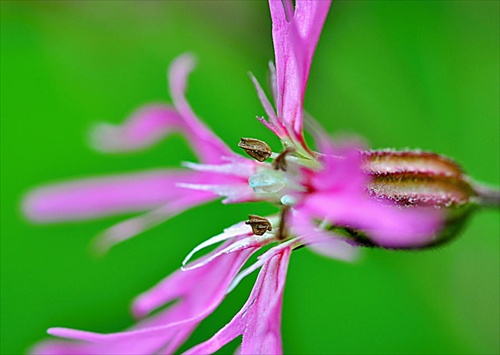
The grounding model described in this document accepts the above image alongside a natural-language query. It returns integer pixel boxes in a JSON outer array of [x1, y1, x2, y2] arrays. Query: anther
[[238, 138, 272, 162], [272, 147, 296, 171], [245, 214, 272, 235]]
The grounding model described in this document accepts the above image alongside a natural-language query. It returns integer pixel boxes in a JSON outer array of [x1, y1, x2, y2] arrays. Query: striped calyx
[[362, 149, 477, 208], [361, 149, 479, 248]]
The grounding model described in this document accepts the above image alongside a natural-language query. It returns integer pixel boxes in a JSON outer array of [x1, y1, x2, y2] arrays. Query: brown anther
[[276, 206, 291, 240], [238, 138, 272, 162], [272, 147, 296, 171], [245, 214, 272, 235]]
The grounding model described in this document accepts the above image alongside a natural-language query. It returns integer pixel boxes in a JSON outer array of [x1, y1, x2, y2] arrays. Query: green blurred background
[[1, 1, 499, 354]]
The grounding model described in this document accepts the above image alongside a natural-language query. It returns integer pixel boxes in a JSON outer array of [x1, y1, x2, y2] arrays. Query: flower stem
[[473, 182, 500, 208]]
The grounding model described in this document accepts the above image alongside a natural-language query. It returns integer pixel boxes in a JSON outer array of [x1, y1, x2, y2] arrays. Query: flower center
[[248, 169, 286, 194], [239, 138, 315, 206]]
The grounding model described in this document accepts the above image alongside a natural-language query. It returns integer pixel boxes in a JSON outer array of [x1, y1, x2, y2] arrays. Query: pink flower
[[26, 1, 442, 354]]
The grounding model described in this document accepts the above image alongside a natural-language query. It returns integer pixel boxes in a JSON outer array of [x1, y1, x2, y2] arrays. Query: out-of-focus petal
[[177, 182, 256, 204], [90, 105, 183, 153], [182, 157, 256, 179], [22, 170, 201, 222], [290, 212, 359, 262], [300, 192, 440, 248], [168, 54, 233, 163], [31, 339, 120, 355], [184, 247, 291, 355], [31, 247, 257, 355], [91, 54, 232, 164], [23, 157, 255, 250], [93, 190, 215, 252]]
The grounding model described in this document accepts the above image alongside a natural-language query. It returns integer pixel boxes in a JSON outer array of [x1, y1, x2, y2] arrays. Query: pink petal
[[182, 157, 256, 179], [31, 340, 122, 355], [22, 170, 203, 222], [178, 182, 256, 204], [290, 211, 359, 262], [311, 153, 366, 193], [249, 74, 287, 138], [227, 238, 295, 293], [302, 192, 440, 247], [90, 105, 184, 153], [179, 158, 259, 203], [181, 222, 262, 271], [184, 246, 291, 355], [132, 245, 256, 318], [23, 160, 254, 250], [168, 54, 233, 163], [93, 190, 215, 252], [268, 0, 331, 138], [268, 61, 278, 108], [91, 55, 232, 164]]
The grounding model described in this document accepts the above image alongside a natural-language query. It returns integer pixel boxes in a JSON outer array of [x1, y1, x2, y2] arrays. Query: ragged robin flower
[[24, 1, 499, 354]]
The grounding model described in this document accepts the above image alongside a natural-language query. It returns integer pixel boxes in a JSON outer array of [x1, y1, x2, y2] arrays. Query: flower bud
[[360, 149, 481, 248]]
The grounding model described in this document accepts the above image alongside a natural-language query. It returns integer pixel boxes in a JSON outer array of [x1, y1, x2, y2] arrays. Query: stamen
[[245, 214, 272, 235], [272, 147, 296, 171], [238, 138, 272, 162], [277, 206, 291, 240]]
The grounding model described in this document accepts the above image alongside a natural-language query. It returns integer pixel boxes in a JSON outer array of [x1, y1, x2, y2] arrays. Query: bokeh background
[[1, 1, 499, 354]]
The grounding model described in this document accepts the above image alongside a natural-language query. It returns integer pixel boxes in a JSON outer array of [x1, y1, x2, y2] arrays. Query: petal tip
[[21, 189, 56, 223]]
